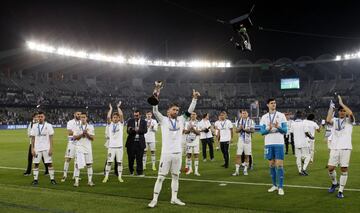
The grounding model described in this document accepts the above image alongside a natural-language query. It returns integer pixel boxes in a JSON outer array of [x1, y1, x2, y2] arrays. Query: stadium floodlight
[[26, 40, 231, 68]]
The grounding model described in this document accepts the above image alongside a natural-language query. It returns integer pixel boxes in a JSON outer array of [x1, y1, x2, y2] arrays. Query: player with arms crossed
[[61, 111, 81, 182], [184, 112, 201, 176], [326, 95, 355, 198], [259, 99, 287, 195], [233, 109, 255, 176], [143, 111, 158, 171], [30, 111, 56, 185], [73, 112, 95, 187], [103, 102, 124, 183], [148, 88, 200, 208]]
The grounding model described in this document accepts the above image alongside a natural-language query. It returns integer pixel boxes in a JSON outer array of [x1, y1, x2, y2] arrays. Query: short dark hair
[[219, 111, 227, 115], [134, 110, 141, 114], [146, 111, 152, 114], [81, 112, 87, 116], [37, 111, 45, 115], [202, 113, 208, 119], [32, 112, 38, 118], [240, 109, 247, 113], [338, 106, 345, 111], [168, 103, 180, 109], [295, 111, 303, 119], [112, 112, 120, 117], [267, 98, 275, 104], [307, 114, 315, 120]]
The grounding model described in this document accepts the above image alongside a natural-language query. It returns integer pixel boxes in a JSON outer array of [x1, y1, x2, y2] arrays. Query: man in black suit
[[126, 110, 147, 176]]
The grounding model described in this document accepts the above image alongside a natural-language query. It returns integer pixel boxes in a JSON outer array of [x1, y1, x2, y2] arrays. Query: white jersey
[[184, 120, 200, 145], [260, 111, 287, 145], [144, 118, 158, 143], [67, 119, 81, 144], [30, 122, 54, 152], [303, 120, 319, 141], [107, 122, 124, 148], [329, 117, 353, 150], [292, 119, 310, 148], [286, 120, 294, 135], [73, 124, 95, 154], [215, 119, 233, 142], [198, 119, 213, 139], [27, 121, 35, 144], [236, 118, 255, 143], [152, 99, 197, 154]]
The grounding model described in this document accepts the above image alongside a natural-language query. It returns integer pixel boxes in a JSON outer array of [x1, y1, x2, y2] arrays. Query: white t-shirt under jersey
[[67, 119, 81, 144], [303, 120, 319, 141], [260, 111, 287, 145], [107, 122, 124, 148], [30, 122, 54, 152], [144, 118, 158, 143], [198, 119, 213, 139], [73, 124, 95, 154], [292, 119, 310, 148], [215, 119, 233, 142], [330, 117, 353, 150]]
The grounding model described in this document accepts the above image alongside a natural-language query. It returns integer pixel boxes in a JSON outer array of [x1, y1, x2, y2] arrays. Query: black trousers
[[25, 144, 48, 174], [284, 133, 295, 154], [241, 153, 253, 168], [103, 157, 119, 176], [127, 143, 144, 175], [201, 137, 214, 160], [220, 142, 230, 167]]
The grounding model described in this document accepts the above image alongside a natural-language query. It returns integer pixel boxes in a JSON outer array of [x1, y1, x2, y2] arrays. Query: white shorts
[[327, 138, 332, 150], [75, 151, 93, 168], [186, 143, 200, 154], [328, 149, 351, 167], [295, 147, 310, 159], [107, 147, 123, 163], [158, 153, 182, 176], [145, 142, 156, 152], [64, 142, 76, 158], [34, 150, 52, 164], [236, 140, 252, 155]]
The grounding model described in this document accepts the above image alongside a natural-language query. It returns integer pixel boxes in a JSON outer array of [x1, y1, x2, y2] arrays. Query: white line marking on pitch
[[1, 165, 359, 192]]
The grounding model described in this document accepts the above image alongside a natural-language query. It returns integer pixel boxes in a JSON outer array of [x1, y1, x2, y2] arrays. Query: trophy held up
[[147, 81, 164, 106]]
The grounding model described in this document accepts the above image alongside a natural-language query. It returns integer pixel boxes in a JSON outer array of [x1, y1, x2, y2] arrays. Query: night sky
[[1, 0, 360, 62]]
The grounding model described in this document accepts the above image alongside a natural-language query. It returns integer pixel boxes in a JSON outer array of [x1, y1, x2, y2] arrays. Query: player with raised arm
[[73, 112, 95, 187], [326, 95, 355, 198], [148, 85, 200, 208], [103, 102, 125, 183], [259, 99, 287, 196]]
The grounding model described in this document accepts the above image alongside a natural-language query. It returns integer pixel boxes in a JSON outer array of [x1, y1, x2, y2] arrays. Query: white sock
[[117, 163, 123, 178], [143, 153, 147, 167], [153, 175, 165, 201], [33, 168, 39, 180], [72, 163, 76, 178], [303, 155, 311, 171], [87, 166, 93, 182], [48, 167, 55, 180], [244, 162, 248, 172], [339, 172, 348, 192], [194, 159, 199, 173], [151, 153, 156, 166], [235, 164, 240, 173], [187, 158, 192, 171], [296, 156, 302, 173], [329, 170, 338, 185], [63, 161, 69, 177], [171, 174, 179, 200], [105, 164, 111, 177], [74, 165, 80, 182]]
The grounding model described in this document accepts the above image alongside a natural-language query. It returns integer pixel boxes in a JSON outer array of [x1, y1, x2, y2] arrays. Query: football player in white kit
[[326, 95, 355, 199], [214, 111, 233, 168], [143, 111, 158, 171], [61, 111, 81, 182], [103, 102, 124, 183], [30, 111, 56, 185], [184, 112, 201, 176], [73, 112, 95, 187], [304, 114, 320, 163], [233, 109, 255, 176], [292, 111, 314, 176], [148, 89, 200, 208]]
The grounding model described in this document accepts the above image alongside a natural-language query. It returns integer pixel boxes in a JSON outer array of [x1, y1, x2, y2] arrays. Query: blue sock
[[270, 166, 277, 186], [276, 166, 284, 188]]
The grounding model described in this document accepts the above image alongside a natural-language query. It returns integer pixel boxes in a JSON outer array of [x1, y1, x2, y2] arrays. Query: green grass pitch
[[0, 126, 359, 213]]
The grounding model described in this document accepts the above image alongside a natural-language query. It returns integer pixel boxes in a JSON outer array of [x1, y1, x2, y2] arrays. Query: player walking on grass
[[326, 95, 355, 199], [61, 111, 81, 182], [30, 111, 56, 186], [103, 102, 124, 183], [184, 112, 201, 176], [259, 98, 287, 196], [304, 114, 320, 163], [73, 112, 95, 187], [233, 109, 255, 176], [148, 89, 200, 208], [143, 111, 158, 171]]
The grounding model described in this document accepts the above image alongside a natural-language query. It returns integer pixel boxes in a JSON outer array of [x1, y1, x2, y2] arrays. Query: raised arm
[[186, 89, 200, 115], [326, 100, 335, 125], [338, 95, 355, 122], [117, 101, 124, 123], [107, 103, 113, 124], [153, 105, 165, 123]]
